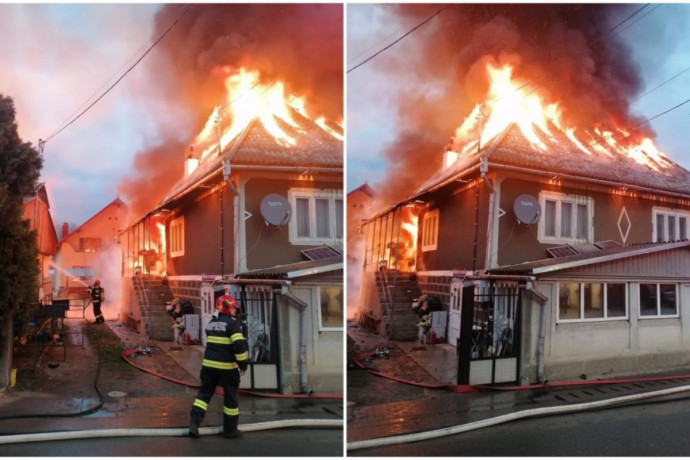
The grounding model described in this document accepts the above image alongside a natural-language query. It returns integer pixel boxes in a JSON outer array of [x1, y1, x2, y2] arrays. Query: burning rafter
[[451, 63, 672, 171], [192, 67, 343, 168]]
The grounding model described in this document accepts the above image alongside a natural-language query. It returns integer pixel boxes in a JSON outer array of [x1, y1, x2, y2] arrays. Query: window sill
[[539, 237, 590, 245], [290, 238, 343, 246]]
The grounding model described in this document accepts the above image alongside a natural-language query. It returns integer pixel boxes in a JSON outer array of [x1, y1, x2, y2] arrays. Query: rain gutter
[[285, 263, 342, 279], [363, 123, 512, 226], [492, 162, 690, 202]]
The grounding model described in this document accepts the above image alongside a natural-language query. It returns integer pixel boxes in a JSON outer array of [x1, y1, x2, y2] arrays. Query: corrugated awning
[[488, 240, 690, 275], [235, 256, 342, 279]]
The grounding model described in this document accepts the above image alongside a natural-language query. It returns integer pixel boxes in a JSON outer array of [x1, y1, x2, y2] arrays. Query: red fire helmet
[[93, 279, 101, 287], [215, 295, 237, 315]]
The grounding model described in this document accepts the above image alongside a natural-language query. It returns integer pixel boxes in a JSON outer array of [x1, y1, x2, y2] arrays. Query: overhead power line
[[585, 96, 690, 151], [631, 65, 690, 104], [488, 4, 656, 106], [347, 4, 443, 65], [43, 4, 194, 145], [347, 4, 449, 74]]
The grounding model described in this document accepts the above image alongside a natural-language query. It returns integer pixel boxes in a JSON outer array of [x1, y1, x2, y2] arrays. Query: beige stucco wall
[[521, 279, 690, 384]]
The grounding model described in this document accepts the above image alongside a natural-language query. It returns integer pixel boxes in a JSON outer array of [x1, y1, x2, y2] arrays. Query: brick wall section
[[167, 279, 202, 313], [416, 275, 453, 311]]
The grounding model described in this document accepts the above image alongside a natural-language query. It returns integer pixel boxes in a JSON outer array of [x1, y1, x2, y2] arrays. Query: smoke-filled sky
[[347, 3, 690, 207], [0, 3, 342, 228]]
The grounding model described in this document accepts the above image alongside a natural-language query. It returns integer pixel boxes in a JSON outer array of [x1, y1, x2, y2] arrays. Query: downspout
[[479, 123, 514, 271], [222, 120, 253, 274], [280, 288, 313, 394], [525, 280, 548, 383], [480, 156, 495, 271]]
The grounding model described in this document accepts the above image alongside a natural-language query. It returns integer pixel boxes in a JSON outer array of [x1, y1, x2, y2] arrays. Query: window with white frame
[[288, 188, 343, 245], [421, 209, 439, 252], [557, 282, 627, 321], [319, 286, 343, 330], [652, 207, 689, 243], [170, 216, 185, 257], [639, 283, 678, 317], [538, 191, 593, 244]]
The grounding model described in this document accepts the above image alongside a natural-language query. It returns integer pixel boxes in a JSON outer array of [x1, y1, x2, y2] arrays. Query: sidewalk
[[0, 318, 342, 436], [347, 320, 690, 444]]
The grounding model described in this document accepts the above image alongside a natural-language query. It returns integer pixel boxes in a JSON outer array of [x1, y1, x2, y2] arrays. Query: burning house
[[355, 5, 690, 386], [113, 4, 343, 394], [119, 67, 343, 394]]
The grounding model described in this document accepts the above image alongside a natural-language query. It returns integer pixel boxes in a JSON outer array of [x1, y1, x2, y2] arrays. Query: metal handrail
[[379, 266, 394, 319], [133, 274, 152, 334]]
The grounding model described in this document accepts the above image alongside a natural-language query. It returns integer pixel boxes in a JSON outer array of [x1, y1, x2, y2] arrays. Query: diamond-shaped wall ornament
[[617, 206, 631, 244]]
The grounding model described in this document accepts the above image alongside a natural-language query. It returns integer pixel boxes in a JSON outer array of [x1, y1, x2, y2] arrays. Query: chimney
[[185, 146, 199, 176], [61, 222, 69, 240], [443, 138, 459, 169]]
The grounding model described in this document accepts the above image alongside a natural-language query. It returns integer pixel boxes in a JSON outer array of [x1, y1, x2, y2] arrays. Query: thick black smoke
[[375, 4, 646, 206], [119, 4, 343, 220]]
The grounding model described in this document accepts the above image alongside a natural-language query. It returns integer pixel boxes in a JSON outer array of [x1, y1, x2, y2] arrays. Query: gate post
[[457, 284, 475, 385]]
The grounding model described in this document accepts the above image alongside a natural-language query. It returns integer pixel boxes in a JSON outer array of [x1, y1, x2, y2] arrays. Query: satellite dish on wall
[[513, 194, 541, 225], [260, 194, 292, 226]]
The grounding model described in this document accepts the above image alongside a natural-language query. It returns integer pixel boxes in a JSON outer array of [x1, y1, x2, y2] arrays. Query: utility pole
[[216, 106, 225, 276]]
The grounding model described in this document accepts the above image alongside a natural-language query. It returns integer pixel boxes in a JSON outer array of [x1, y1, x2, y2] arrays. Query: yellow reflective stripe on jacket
[[193, 399, 208, 411], [202, 359, 238, 370], [235, 352, 248, 361], [223, 406, 240, 416], [230, 333, 244, 343], [207, 336, 232, 345]]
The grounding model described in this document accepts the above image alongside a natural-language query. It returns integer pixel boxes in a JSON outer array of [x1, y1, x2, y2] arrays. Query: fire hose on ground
[[121, 348, 343, 399], [349, 348, 690, 451], [0, 338, 341, 445], [0, 418, 343, 445], [347, 383, 690, 451], [354, 350, 690, 392]]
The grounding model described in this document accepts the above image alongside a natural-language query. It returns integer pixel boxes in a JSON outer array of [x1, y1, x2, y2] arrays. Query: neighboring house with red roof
[[120, 111, 343, 394], [53, 197, 128, 298], [22, 183, 59, 300], [359, 121, 690, 386]]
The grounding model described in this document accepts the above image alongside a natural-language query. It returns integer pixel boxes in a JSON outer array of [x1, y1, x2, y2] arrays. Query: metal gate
[[458, 280, 521, 385], [211, 283, 279, 391]]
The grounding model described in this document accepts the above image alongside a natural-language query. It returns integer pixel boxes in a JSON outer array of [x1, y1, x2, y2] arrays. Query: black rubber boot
[[189, 420, 200, 438], [223, 430, 244, 439]]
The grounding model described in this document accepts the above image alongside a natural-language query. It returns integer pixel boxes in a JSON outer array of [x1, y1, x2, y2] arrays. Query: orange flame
[[315, 117, 344, 141], [396, 208, 418, 272], [157, 223, 166, 255], [192, 67, 342, 164], [452, 63, 671, 171]]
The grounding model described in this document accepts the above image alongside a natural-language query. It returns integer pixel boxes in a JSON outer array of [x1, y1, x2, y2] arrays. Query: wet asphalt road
[[350, 393, 690, 456], [0, 427, 342, 456]]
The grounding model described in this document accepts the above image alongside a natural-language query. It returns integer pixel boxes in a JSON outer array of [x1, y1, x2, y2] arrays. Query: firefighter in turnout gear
[[88, 279, 105, 324], [189, 295, 248, 439]]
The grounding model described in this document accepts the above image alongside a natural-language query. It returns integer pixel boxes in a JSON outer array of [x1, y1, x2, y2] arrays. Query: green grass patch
[[83, 325, 130, 371]]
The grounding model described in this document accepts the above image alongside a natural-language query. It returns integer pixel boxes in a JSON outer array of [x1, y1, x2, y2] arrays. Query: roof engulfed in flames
[[410, 60, 690, 200], [451, 63, 671, 172], [189, 67, 343, 172]]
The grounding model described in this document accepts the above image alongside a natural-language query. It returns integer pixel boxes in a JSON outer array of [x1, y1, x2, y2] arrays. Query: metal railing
[[133, 275, 152, 336]]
